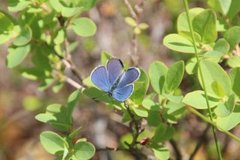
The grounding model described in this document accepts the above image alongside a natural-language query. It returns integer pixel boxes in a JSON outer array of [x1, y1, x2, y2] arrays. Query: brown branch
[[96, 147, 127, 152], [124, 101, 142, 148], [64, 76, 83, 89], [189, 124, 211, 160], [169, 139, 182, 160]]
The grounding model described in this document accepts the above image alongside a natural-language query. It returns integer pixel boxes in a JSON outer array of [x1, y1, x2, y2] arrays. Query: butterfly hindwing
[[112, 84, 134, 102], [91, 66, 111, 92], [117, 67, 140, 88], [107, 58, 124, 85]]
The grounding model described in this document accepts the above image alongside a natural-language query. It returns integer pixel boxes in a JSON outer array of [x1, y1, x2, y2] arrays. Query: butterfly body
[[91, 58, 140, 102]]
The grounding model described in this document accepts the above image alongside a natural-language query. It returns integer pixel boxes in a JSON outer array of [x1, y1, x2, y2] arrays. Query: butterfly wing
[[107, 58, 124, 85], [112, 84, 134, 102], [91, 66, 111, 92], [117, 67, 140, 88]]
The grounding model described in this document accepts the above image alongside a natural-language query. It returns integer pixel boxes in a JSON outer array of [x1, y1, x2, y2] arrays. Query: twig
[[123, 0, 143, 66], [96, 147, 127, 152], [124, 101, 142, 148], [64, 76, 83, 89], [189, 124, 210, 160], [187, 106, 240, 143], [169, 139, 182, 160], [42, 41, 86, 89], [123, 0, 137, 20]]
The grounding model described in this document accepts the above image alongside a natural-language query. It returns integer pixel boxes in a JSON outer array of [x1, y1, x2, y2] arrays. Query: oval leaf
[[165, 61, 184, 92], [183, 90, 220, 109], [73, 141, 95, 160], [192, 9, 217, 43], [130, 69, 149, 105], [71, 18, 96, 37], [148, 61, 168, 94], [198, 60, 232, 97], [40, 131, 67, 155], [163, 34, 196, 54], [6, 44, 31, 68]]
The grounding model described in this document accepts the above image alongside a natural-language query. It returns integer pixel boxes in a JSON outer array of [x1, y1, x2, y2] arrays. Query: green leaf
[[204, 38, 229, 62], [67, 90, 81, 120], [165, 101, 185, 123], [198, 60, 232, 97], [49, 0, 62, 12], [54, 29, 65, 45], [151, 124, 174, 143], [213, 38, 230, 54], [101, 51, 112, 65], [230, 68, 240, 98], [83, 87, 121, 107], [227, 0, 240, 19], [0, 11, 16, 44], [6, 44, 31, 68], [40, 131, 68, 155], [13, 25, 32, 46], [71, 17, 97, 37], [216, 112, 240, 130], [49, 0, 81, 17], [23, 96, 42, 111], [177, 7, 204, 32], [208, 0, 232, 15], [183, 90, 220, 109], [224, 26, 240, 50], [8, 0, 31, 12], [130, 69, 149, 105], [186, 58, 197, 75], [192, 9, 217, 43], [142, 98, 157, 110], [132, 107, 148, 117], [214, 94, 235, 117], [35, 104, 72, 131], [153, 147, 170, 160], [148, 61, 168, 94], [211, 81, 226, 97], [165, 61, 184, 92], [125, 17, 137, 27], [77, 0, 96, 11], [73, 141, 95, 160], [227, 56, 240, 68], [0, 11, 14, 34], [163, 34, 198, 54]]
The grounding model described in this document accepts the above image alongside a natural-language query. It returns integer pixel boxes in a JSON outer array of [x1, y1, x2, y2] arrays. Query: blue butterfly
[[91, 58, 140, 102]]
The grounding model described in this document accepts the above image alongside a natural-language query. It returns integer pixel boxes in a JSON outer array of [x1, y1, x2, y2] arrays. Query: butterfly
[[90, 58, 140, 102]]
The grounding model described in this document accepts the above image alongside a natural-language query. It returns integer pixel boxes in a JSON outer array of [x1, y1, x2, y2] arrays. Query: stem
[[96, 147, 127, 152], [0, 8, 17, 24], [123, 0, 137, 20], [124, 101, 141, 148], [182, 0, 223, 159], [187, 106, 240, 143], [123, 0, 140, 66], [65, 76, 83, 89]]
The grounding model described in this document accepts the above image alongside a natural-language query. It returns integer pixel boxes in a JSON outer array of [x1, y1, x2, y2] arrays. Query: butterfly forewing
[[112, 84, 134, 102], [107, 58, 124, 85], [117, 67, 140, 88], [91, 66, 111, 92]]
